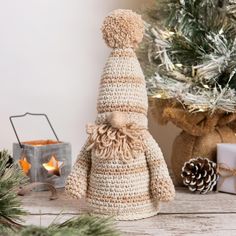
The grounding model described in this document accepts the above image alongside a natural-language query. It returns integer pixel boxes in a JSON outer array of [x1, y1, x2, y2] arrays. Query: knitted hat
[[96, 9, 148, 122]]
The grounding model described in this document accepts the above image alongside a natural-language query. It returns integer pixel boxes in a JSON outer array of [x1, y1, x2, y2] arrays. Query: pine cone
[[181, 157, 218, 194]]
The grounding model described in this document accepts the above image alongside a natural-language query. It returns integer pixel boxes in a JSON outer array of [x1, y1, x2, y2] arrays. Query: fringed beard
[[86, 123, 145, 163]]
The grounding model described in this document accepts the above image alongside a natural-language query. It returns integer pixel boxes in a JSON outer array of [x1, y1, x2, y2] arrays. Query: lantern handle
[[9, 112, 60, 149]]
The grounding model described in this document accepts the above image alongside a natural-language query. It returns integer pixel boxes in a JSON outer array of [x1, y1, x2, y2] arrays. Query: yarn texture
[[86, 121, 145, 163], [65, 9, 175, 220], [102, 9, 144, 49]]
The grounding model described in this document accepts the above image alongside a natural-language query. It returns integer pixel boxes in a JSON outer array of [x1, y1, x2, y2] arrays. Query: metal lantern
[[10, 113, 71, 190]]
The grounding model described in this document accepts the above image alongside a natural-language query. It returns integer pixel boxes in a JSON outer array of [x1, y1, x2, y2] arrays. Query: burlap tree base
[[150, 98, 236, 185]]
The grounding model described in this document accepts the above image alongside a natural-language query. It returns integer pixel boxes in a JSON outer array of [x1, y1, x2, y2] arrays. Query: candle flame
[[19, 157, 31, 175], [42, 155, 63, 176]]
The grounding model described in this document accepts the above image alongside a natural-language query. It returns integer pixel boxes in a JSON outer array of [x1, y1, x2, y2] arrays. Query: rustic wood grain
[[21, 188, 236, 236], [22, 214, 236, 236], [21, 188, 236, 214]]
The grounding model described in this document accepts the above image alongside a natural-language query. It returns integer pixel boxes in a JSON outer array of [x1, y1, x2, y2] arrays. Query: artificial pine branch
[[139, 0, 236, 113], [0, 150, 28, 230], [56, 215, 120, 236], [0, 215, 120, 236]]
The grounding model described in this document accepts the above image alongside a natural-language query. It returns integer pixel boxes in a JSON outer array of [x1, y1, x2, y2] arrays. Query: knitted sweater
[[66, 126, 174, 220]]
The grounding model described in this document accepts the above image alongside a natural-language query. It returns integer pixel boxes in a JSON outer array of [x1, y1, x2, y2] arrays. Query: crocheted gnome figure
[[65, 9, 175, 220]]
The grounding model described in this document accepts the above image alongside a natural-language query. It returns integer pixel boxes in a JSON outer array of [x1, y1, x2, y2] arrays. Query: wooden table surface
[[21, 188, 236, 236]]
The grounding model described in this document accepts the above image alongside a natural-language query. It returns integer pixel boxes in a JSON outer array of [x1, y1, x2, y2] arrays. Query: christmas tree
[[140, 0, 236, 113]]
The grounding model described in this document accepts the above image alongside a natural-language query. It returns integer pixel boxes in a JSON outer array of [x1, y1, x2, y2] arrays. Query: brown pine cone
[[181, 157, 218, 194]]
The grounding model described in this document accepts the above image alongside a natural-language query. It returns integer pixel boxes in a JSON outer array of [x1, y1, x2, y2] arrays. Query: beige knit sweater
[[65, 9, 175, 220], [66, 127, 175, 220]]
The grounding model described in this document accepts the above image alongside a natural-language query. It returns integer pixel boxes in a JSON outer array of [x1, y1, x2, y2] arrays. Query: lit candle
[[19, 157, 31, 174], [42, 155, 63, 176]]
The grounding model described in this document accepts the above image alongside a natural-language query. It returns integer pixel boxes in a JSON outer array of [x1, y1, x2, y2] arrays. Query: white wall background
[[0, 0, 179, 167]]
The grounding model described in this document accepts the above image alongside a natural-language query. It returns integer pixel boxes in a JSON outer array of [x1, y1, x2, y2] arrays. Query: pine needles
[[140, 0, 236, 113], [0, 215, 120, 236], [0, 150, 28, 229]]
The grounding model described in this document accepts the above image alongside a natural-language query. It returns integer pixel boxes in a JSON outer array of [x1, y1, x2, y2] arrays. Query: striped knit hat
[[96, 9, 148, 122]]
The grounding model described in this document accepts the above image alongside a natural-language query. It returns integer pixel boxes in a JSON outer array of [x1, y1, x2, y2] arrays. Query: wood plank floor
[[21, 188, 236, 236]]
